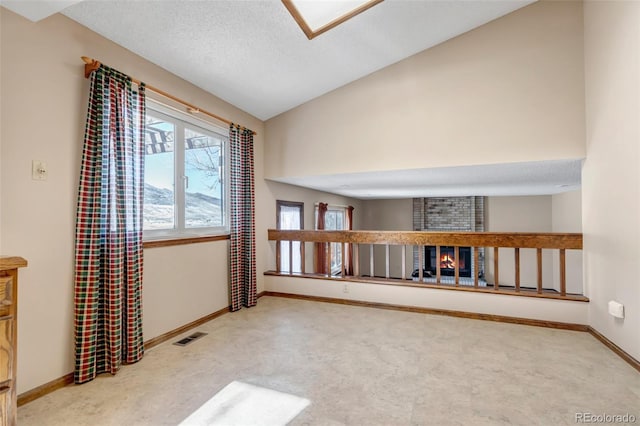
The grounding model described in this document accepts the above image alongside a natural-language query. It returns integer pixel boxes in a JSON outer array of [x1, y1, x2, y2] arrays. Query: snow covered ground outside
[[143, 183, 222, 230]]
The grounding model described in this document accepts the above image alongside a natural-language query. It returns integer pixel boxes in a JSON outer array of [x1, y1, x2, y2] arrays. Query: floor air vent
[[173, 331, 207, 347]]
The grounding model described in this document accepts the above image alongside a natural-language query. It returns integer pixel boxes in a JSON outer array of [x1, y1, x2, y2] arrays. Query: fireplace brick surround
[[413, 197, 485, 279]]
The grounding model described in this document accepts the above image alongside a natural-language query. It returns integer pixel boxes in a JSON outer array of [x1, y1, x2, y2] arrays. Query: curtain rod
[[314, 202, 351, 209], [81, 56, 256, 135]]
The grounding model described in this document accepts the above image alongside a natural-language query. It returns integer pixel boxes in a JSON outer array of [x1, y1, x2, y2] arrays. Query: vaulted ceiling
[[4, 0, 535, 120], [3, 0, 582, 198]]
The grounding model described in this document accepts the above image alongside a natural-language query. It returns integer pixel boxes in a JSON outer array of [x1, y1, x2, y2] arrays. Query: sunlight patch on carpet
[[179, 381, 311, 426]]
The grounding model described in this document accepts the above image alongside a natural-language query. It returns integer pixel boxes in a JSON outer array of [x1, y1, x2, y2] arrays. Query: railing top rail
[[267, 229, 583, 249]]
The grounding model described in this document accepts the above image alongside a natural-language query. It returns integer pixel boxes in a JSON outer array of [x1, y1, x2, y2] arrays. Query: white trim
[[144, 101, 230, 240], [147, 98, 229, 137]]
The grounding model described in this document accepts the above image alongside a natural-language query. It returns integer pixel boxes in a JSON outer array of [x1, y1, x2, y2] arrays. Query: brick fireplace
[[413, 197, 485, 279]]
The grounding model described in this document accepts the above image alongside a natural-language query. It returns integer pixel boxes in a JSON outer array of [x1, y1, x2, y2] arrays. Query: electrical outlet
[[32, 160, 48, 181], [608, 300, 624, 319], [343, 284, 349, 293]]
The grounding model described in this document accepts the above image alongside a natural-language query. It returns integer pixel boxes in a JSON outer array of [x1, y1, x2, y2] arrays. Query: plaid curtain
[[74, 65, 146, 384], [229, 125, 257, 311]]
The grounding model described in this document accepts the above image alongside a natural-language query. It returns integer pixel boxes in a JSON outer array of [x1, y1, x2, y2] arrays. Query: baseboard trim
[[264, 291, 640, 372], [262, 291, 589, 331], [17, 296, 258, 407], [18, 306, 232, 407], [17, 372, 74, 407], [144, 306, 231, 350], [145, 291, 265, 349], [588, 326, 640, 373]]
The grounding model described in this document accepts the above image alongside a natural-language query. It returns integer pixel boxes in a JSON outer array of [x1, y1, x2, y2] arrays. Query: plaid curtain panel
[[229, 126, 257, 311], [74, 65, 146, 384]]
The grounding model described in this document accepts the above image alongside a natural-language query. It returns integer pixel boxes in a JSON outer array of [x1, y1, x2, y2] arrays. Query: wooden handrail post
[[493, 247, 499, 290], [341, 242, 346, 278], [537, 248, 543, 294], [276, 240, 281, 273], [418, 246, 424, 282], [515, 247, 520, 292], [326, 242, 331, 277], [401, 245, 406, 281], [473, 247, 479, 288], [436, 246, 441, 284], [301, 242, 306, 274], [354, 243, 359, 277], [559, 249, 566, 296], [454, 246, 460, 287], [288, 240, 293, 275]]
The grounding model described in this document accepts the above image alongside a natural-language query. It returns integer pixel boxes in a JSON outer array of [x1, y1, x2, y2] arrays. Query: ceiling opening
[[282, 0, 384, 39]]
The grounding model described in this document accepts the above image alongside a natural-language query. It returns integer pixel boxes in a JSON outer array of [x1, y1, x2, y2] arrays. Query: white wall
[[552, 190, 583, 295], [143, 242, 229, 340], [359, 199, 413, 279], [583, 1, 640, 360], [0, 9, 265, 394], [265, 1, 585, 180], [485, 196, 554, 288], [265, 276, 588, 326]]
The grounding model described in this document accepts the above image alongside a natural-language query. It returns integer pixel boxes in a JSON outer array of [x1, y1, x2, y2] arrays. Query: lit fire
[[440, 254, 456, 269]]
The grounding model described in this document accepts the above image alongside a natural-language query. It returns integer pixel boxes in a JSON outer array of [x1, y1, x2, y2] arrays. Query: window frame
[[276, 200, 305, 273], [144, 100, 230, 241]]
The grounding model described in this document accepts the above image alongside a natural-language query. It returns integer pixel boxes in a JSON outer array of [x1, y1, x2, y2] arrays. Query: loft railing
[[266, 230, 586, 302]]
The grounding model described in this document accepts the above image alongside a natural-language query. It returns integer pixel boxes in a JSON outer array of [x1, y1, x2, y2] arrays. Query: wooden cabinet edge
[[0, 256, 26, 426], [0, 257, 27, 272]]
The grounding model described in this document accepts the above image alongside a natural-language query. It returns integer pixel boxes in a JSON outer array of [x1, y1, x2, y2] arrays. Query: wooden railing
[[266, 230, 586, 301]]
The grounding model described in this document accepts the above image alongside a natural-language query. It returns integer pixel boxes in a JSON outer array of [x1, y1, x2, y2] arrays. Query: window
[[276, 201, 304, 273], [144, 101, 229, 238], [316, 205, 346, 275]]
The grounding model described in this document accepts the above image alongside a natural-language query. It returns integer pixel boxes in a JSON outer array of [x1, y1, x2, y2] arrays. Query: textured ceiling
[[60, 0, 535, 120], [1, 0, 83, 22], [270, 159, 583, 199], [4, 0, 580, 199]]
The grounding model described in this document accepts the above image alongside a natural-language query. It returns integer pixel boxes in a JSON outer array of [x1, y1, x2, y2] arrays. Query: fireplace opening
[[425, 246, 472, 277]]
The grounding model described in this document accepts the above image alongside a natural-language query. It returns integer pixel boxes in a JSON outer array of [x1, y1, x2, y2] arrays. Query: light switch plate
[[32, 160, 48, 180]]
